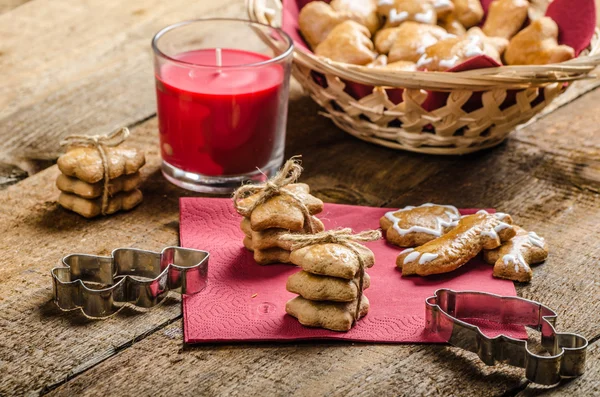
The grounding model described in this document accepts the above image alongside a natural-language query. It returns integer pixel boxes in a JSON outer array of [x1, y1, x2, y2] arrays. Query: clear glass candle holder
[[152, 19, 293, 193]]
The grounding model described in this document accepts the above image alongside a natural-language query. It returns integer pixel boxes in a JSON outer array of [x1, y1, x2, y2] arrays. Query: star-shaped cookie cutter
[[426, 289, 588, 385], [51, 246, 209, 319]]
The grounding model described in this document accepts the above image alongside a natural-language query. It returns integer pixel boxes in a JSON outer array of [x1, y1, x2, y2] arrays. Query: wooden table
[[1, 0, 599, 396]]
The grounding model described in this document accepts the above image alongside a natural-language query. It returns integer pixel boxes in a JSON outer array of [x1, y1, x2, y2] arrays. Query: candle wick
[[216, 48, 222, 74]]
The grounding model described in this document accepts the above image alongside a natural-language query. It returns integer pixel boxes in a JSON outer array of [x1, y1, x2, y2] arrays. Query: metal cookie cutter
[[426, 289, 588, 385], [51, 247, 209, 319]]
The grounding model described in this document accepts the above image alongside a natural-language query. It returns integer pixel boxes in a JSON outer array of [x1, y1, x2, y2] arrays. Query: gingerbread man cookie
[[381, 203, 461, 247], [397, 210, 516, 276], [378, 0, 437, 28], [484, 226, 549, 282], [315, 21, 377, 65], [482, 0, 529, 40], [505, 17, 575, 65], [376, 22, 451, 63]]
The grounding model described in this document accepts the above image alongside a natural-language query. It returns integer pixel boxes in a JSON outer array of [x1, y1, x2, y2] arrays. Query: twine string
[[60, 127, 130, 215], [232, 156, 315, 233], [281, 228, 382, 322]]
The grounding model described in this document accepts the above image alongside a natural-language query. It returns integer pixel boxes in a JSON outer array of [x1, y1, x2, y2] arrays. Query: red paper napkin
[[181, 198, 526, 344]]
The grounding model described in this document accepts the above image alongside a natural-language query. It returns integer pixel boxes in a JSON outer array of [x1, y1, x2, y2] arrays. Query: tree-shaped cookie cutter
[[426, 289, 588, 385], [51, 247, 209, 319]]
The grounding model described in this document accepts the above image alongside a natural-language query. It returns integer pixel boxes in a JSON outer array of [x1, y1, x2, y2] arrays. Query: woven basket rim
[[247, 0, 600, 91]]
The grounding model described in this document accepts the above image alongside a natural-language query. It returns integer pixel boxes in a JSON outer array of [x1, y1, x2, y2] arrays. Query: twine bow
[[232, 156, 316, 233], [281, 228, 382, 322], [60, 127, 130, 215]]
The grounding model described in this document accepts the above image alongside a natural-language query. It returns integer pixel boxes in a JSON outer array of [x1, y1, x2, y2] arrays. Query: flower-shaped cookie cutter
[[51, 246, 209, 319], [426, 289, 588, 385]]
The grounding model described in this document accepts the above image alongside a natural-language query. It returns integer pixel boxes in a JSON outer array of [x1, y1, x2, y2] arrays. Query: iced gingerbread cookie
[[286, 295, 370, 332], [378, 0, 438, 28], [484, 226, 549, 282], [315, 21, 377, 65], [287, 270, 371, 302], [381, 203, 460, 247], [397, 210, 516, 276], [375, 22, 450, 63]]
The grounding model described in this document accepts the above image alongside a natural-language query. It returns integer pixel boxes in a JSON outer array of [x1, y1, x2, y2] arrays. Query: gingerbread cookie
[[482, 0, 529, 40], [290, 242, 375, 280], [378, 0, 437, 28], [438, 12, 467, 36], [467, 27, 509, 64], [57, 146, 145, 184], [286, 295, 370, 332], [243, 236, 292, 265], [56, 173, 141, 199], [484, 226, 549, 282], [417, 33, 486, 70], [505, 17, 575, 66], [453, 0, 484, 28], [330, 0, 380, 33], [381, 203, 460, 247], [237, 183, 323, 232], [287, 270, 371, 302], [240, 217, 325, 251], [397, 211, 516, 276], [376, 22, 451, 63], [315, 21, 377, 65], [58, 189, 143, 218]]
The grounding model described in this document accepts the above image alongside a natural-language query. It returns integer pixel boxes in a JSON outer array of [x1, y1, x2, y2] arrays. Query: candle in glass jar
[[155, 48, 285, 176]]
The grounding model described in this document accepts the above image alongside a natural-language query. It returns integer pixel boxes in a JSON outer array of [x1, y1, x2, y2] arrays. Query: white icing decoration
[[378, 0, 394, 5], [494, 212, 510, 220], [433, 0, 452, 8], [503, 254, 516, 265], [481, 230, 498, 240], [384, 203, 461, 238], [403, 251, 421, 264], [403, 248, 415, 253], [416, 34, 439, 55], [476, 210, 489, 215], [414, 9, 434, 23], [514, 264, 519, 273], [528, 231, 545, 248], [494, 222, 511, 233], [463, 35, 484, 58], [439, 55, 460, 69], [503, 253, 528, 273], [419, 253, 439, 265], [389, 9, 409, 24], [416, 54, 433, 67]]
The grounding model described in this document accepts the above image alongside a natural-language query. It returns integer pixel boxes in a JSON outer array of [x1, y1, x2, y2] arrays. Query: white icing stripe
[[419, 253, 439, 265], [494, 212, 510, 220], [481, 230, 498, 240], [476, 210, 489, 215], [389, 9, 408, 24], [384, 203, 460, 237], [494, 222, 511, 233], [414, 9, 434, 23], [528, 231, 545, 248], [439, 55, 460, 69], [403, 251, 421, 265], [378, 0, 393, 5]]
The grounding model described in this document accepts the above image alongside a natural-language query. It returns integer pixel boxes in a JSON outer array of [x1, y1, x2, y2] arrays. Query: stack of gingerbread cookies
[[283, 229, 380, 331], [56, 128, 145, 218], [233, 158, 325, 265]]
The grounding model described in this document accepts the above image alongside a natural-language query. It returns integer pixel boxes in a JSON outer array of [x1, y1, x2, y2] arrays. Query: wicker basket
[[247, 0, 600, 154]]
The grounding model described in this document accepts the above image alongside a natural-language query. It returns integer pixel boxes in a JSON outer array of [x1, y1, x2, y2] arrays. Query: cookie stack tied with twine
[[233, 157, 324, 265], [56, 127, 146, 218], [282, 228, 381, 332]]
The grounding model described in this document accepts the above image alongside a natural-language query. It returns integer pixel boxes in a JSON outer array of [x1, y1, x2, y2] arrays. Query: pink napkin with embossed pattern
[[181, 198, 526, 344]]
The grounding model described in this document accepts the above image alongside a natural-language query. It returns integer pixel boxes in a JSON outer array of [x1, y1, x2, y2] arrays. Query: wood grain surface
[[1, 0, 599, 396]]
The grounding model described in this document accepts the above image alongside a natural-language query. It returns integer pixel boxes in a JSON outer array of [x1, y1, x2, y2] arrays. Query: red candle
[[156, 49, 285, 176]]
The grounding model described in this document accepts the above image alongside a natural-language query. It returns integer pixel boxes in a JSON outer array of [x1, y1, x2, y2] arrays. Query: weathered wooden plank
[[2, 87, 598, 396], [0, 0, 244, 163]]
